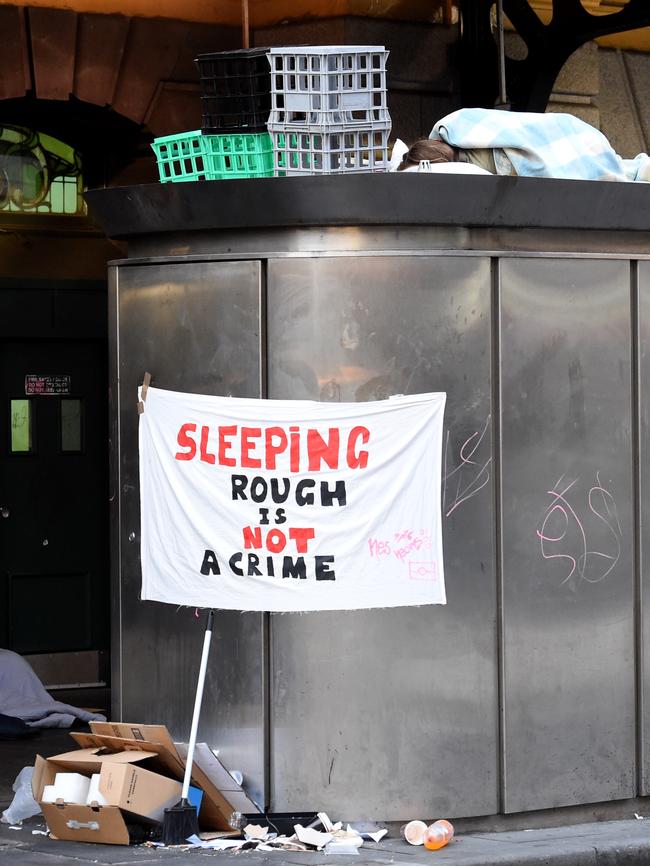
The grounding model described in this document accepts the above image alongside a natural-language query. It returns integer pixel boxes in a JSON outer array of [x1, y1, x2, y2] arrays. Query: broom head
[[161, 798, 200, 846]]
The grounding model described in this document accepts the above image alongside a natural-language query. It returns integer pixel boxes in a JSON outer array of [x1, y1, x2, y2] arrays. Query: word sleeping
[[175, 423, 370, 472]]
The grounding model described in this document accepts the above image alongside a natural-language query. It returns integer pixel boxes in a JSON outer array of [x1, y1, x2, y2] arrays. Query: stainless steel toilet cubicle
[[88, 174, 650, 821]]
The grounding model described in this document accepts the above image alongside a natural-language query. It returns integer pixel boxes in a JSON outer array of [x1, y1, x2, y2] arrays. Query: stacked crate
[[151, 45, 392, 181], [151, 47, 275, 182], [197, 47, 271, 135], [150, 130, 208, 183], [150, 127, 276, 182], [267, 45, 391, 176]]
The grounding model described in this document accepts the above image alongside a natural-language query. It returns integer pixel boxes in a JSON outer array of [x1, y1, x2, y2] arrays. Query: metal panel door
[[111, 260, 266, 808], [267, 254, 497, 820], [500, 257, 634, 812], [639, 260, 650, 796]]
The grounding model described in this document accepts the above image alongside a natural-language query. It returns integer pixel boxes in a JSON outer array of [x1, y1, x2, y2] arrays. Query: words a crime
[[200, 550, 336, 580]]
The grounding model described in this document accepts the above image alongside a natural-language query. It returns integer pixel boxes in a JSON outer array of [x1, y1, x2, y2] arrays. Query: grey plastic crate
[[269, 123, 390, 175], [268, 45, 389, 128]]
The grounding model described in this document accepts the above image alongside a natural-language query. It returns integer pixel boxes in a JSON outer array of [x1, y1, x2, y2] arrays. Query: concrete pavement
[[4, 815, 650, 865], [4, 727, 650, 865]]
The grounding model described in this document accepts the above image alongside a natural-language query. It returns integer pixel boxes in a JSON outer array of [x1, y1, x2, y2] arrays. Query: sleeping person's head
[[397, 139, 459, 171]]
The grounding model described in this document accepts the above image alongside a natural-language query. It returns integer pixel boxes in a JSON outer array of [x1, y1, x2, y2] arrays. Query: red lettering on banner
[[289, 527, 315, 553], [219, 425, 237, 467], [307, 428, 340, 471], [175, 423, 197, 460], [173, 423, 371, 471], [289, 427, 300, 473], [200, 425, 216, 464], [266, 529, 286, 553], [241, 526, 316, 554], [265, 427, 288, 469], [347, 426, 370, 468], [243, 526, 262, 549], [241, 427, 262, 468]]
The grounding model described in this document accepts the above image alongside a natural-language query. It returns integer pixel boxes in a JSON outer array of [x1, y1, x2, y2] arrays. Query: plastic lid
[[195, 47, 272, 61], [267, 45, 386, 53]]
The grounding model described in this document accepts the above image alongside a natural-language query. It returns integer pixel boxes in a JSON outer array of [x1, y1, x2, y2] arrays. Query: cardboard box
[[32, 749, 182, 845], [33, 721, 261, 844], [70, 722, 260, 830]]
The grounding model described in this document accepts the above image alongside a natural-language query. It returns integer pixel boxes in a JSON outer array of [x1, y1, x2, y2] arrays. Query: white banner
[[138, 387, 446, 612]]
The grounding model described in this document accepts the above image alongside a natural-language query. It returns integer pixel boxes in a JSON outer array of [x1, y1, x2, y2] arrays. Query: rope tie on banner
[[137, 372, 152, 415]]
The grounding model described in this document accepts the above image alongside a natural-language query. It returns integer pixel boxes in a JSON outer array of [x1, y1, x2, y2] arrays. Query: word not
[[443, 416, 491, 518], [200, 549, 336, 580], [536, 472, 622, 585], [242, 525, 315, 554], [175, 423, 370, 473]]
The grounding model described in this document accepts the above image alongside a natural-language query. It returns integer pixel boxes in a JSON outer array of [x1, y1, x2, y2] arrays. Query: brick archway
[[0, 4, 239, 183]]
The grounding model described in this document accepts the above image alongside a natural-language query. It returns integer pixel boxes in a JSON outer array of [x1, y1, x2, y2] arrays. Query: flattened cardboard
[[177, 743, 260, 813], [70, 732, 185, 778], [45, 747, 158, 773], [69, 732, 125, 750], [176, 743, 239, 789], [89, 721, 180, 760], [182, 761, 235, 829]]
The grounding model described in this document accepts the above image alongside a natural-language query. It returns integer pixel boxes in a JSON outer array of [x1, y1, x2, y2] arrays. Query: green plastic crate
[[151, 130, 207, 183], [152, 130, 276, 182], [203, 132, 275, 179]]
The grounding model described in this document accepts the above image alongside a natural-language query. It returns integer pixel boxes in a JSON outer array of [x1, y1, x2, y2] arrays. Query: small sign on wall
[[25, 375, 71, 395]]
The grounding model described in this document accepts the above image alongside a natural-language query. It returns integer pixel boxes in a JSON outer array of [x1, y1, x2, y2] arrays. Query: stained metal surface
[[111, 260, 266, 808], [266, 256, 497, 819], [640, 260, 650, 796], [122, 226, 650, 261], [105, 188, 650, 820], [500, 257, 635, 812], [86, 174, 650, 238]]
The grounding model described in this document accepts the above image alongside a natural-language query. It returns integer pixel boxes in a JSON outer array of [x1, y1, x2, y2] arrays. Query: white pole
[[181, 610, 214, 800]]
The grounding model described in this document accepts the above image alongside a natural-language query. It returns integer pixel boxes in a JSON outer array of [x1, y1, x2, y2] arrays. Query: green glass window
[[60, 398, 83, 452], [0, 126, 85, 216], [10, 399, 32, 453]]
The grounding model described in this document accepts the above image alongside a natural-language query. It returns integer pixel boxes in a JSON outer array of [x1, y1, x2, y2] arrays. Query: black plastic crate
[[200, 93, 270, 134], [195, 47, 272, 134]]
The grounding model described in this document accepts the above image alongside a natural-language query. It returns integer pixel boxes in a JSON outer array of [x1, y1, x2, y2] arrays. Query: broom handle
[[181, 609, 215, 800]]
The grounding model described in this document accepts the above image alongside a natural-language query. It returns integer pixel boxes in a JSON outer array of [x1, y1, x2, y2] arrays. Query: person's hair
[[396, 139, 459, 171]]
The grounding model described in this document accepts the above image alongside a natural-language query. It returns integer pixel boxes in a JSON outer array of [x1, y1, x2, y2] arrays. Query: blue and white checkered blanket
[[430, 108, 650, 182]]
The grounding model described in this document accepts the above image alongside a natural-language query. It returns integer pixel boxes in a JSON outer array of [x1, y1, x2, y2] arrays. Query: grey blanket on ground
[[0, 649, 106, 728]]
